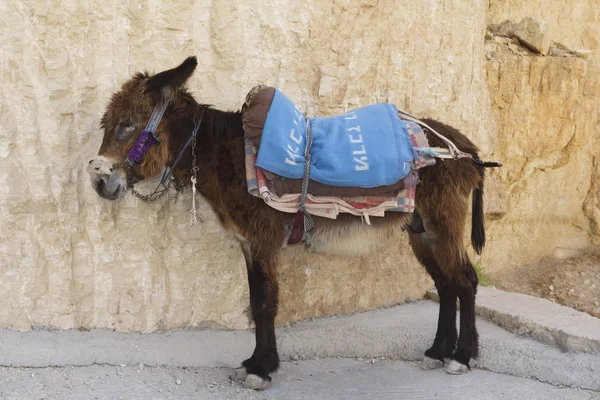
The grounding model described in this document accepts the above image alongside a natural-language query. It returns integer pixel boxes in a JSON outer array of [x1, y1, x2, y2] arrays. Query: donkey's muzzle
[[88, 158, 126, 200]]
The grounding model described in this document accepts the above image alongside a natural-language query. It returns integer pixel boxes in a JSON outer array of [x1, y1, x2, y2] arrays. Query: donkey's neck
[[168, 97, 244, 172], [169, 99, 249, 224]]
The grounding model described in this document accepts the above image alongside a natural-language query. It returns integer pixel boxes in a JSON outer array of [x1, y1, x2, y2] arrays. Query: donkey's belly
[[303, 213, 411, 257]]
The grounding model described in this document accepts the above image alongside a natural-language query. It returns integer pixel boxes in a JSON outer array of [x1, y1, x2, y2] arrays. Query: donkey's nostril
[[96, 178, 106, 192], [89, 160, 93, 164], [95, 167, 100, 171]]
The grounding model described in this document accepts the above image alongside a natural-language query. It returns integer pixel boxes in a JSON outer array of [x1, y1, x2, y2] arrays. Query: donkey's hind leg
[[409, 211, 479, 374], [446, 258, 479, 374], [408, 212, 457, 370]]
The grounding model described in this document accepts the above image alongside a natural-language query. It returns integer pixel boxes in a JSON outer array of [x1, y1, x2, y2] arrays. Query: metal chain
[[129, 169, 174, 202], [190, 114, 201, 225]]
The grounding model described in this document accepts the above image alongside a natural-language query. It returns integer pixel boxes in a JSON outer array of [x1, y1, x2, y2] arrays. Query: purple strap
[[125, 102, 168, 166], [126, 130, 161, 165]]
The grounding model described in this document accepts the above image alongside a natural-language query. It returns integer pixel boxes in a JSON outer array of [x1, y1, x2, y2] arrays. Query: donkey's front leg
[[240, 242, 280, 389]]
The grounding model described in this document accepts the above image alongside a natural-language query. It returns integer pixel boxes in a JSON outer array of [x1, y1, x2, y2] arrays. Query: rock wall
[[482, 38, 600, 274], [0, 0, 597, 332]]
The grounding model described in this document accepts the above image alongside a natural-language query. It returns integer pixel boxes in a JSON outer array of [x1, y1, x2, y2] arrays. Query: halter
[[114, 102, 204, 202]]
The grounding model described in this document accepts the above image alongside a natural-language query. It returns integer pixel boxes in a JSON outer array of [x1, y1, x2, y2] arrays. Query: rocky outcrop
[[487, 0, 600, 62]]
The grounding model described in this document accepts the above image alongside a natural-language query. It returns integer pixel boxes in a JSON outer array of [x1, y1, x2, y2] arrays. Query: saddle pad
[[255, 89, 417, 188], [244, 119, 437, 220]]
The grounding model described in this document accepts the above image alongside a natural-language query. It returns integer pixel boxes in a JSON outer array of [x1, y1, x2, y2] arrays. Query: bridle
[[113, 102, 204, 202]]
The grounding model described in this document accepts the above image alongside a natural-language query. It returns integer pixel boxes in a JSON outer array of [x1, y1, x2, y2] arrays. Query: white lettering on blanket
[[285, 106, 306, 166], [346, 112, 369, 171]]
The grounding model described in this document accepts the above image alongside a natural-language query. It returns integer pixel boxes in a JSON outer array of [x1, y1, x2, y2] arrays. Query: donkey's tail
[[471, 165, 486, 255], [470, 157, 501, 254]]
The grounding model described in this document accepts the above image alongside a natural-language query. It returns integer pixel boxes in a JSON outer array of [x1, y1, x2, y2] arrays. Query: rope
[[298, 118, 314, 233], [397, 109, 469, 158]]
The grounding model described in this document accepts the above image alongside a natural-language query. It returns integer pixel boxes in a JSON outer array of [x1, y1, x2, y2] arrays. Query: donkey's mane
[[176, 89, 244, 142], [200, 105, 244, 142]]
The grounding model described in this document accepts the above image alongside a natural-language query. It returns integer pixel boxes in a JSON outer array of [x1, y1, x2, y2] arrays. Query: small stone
[[138, 362, 144, 371], [548, 42, 572, 57], [489, 20, 517, 38], [119, 364, 126, 368], [549, 284, 554, 291], [290, 355, 299, 361], [176, 379, 182, 385], [514, 17, 551, 55], [573, 49, 591, 59]]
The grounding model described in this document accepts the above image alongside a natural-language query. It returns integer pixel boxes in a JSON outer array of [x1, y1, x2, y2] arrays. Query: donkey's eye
[[119, 122, 135, 132], [116, 122, 136, 141]]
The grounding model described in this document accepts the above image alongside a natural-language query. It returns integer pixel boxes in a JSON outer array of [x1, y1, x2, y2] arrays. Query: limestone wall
[[482, 41, 600, 274], [0, 0, 597, 332]]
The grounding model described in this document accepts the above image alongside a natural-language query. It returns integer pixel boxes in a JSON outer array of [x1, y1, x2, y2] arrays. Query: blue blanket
[[255, 89, 417, 188]]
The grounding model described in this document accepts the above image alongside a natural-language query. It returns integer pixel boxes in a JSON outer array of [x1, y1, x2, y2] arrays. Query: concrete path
[[1, 359, 598, 400], [1, 298, 599, 398]]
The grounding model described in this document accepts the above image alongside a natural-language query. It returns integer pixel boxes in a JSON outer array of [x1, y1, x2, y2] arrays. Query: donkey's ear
[[146, 56, 198, 102]]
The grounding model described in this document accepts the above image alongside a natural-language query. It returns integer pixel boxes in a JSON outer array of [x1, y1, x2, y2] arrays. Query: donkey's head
[[88, 57, 198, 200]]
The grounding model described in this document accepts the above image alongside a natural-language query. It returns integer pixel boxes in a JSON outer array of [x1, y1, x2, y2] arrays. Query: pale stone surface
[[514, 17, 552, 55], [0, 0, 598, 333]]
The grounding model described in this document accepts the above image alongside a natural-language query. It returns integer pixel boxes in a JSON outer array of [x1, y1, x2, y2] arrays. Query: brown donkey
[[89, 57, 498, 389]]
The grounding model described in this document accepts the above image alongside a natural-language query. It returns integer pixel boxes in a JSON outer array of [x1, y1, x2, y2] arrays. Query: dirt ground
[[491, 253, 600, 319]]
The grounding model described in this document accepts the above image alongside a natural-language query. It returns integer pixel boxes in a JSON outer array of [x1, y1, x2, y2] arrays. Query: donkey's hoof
[[243, 374, 271, 390], [421, 356, 444, 370], [445, 360, 469, 375]]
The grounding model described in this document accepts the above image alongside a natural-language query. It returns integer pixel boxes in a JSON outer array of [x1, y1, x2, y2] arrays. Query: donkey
[[89, 57, 498, 389]]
